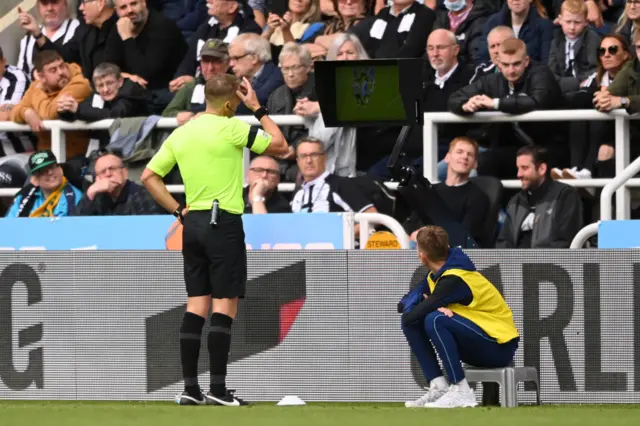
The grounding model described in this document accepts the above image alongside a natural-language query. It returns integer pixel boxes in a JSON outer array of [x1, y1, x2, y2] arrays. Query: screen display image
[[335, 65, 407, 123]]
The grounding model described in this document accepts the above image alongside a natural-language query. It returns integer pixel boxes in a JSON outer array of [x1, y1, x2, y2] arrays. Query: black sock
[[180, 312, 205, 397], [208, 312, 233, 397]]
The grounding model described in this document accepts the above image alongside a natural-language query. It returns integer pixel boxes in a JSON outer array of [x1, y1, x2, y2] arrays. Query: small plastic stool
[[464, 366, 541, 407]]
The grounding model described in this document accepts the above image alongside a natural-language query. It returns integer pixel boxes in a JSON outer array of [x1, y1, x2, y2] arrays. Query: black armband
[[253, 107, 268, 120]]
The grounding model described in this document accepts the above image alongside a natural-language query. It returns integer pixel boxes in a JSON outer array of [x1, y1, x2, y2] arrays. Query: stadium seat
[[464, 366, 541, 408], [470, 176, 503, 248]]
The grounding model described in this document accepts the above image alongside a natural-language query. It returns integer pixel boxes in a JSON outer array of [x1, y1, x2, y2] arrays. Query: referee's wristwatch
[[254, 106, 269, 120], [173, 207, 184, 223]]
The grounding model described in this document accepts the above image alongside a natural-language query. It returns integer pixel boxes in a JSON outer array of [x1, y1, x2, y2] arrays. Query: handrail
[[354, 212, 411, 249], [600, 153, 640, 220], [570, 222, 599, 249], [0, 115, 305, 132], [1, 112, 638, 207], [423, 109, 638, 220], [571, 151, 640, 248], [422, 109, 632, 124]]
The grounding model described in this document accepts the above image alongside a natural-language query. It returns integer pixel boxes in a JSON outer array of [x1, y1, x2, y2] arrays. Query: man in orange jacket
[[7, 50, 92, 159]]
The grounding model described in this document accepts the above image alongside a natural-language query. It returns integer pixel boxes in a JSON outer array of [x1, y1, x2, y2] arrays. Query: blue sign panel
[[0, 213, 345, 250]]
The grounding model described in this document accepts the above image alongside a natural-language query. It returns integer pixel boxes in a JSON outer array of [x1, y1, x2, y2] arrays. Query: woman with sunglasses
[[552, 34, 631, 181]]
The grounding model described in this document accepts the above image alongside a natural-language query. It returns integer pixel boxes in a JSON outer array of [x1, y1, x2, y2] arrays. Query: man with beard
[[16, 0, 80, 79], [18, 0, 118, 82], [7, 50, 92, 159], [105, 0, 187, 112], [4, 150, 83, 218], [496, 145, 582, 248]]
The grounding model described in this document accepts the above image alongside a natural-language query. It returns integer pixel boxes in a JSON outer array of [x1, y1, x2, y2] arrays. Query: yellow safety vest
[[427, 269, 519, 344]]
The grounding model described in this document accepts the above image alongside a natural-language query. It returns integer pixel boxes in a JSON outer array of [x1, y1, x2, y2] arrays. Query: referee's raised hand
[[236, 77, 260, 112]]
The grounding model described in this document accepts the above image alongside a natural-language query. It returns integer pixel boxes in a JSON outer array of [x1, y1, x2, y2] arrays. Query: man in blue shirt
[[5, 149, 83, 218]]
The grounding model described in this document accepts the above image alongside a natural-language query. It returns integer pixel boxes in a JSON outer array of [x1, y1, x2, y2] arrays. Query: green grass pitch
[[1, 402, 640, 426]]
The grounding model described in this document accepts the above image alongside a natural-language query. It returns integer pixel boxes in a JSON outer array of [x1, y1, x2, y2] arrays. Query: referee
[[141, 74, 288, 406]]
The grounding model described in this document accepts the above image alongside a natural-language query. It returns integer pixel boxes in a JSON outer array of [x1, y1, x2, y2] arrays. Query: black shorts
[[182, 210, 247, 298]]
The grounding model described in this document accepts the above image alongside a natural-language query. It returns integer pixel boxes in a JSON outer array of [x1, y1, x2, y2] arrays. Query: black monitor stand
[[387, 125, 478, 249]]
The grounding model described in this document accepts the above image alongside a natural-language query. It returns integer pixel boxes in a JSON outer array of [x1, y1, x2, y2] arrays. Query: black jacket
[[412, 62, 477, 152], [448, 61, 565, 147], [104, 9, 187, 90], [547, 27, 601, 90], [496, 178, 583, 248], [40, 13, 118, 81], [349, 2, 435, 59], [434, 2, 492, 65], [59, 79, 151, 122], [175, 14, 262, 78], [73, 180, 165, 216]]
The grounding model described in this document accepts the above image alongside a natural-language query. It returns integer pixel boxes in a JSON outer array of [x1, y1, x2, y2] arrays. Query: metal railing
[[1, 111, 638, 218], [355, 212, 411, 249], [423, 109, 638, 219], [570, 153, 640, 248]]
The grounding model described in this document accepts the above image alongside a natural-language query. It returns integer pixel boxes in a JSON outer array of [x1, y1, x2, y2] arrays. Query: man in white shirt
[[291, 137, 376, 215], [17, 0, 80, 78]]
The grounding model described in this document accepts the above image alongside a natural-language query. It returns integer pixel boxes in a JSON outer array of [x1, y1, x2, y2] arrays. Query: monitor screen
[[335, 64, 407, 123], [314, 59, 424, 127]]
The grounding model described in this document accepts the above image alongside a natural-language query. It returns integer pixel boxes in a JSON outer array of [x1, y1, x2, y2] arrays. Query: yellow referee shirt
[[146, 114, 272, 214]]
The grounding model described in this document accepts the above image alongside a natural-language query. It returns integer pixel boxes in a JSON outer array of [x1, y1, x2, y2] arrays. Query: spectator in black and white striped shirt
[[0, 46, 35, 158], [17, 0, 80, 79]]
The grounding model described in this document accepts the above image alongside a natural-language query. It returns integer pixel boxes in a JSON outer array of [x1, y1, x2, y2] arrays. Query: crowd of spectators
[[0, 0, 637, 248]]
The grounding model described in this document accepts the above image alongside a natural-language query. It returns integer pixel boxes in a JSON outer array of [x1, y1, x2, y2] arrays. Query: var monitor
[[314, 58, 424, 128]]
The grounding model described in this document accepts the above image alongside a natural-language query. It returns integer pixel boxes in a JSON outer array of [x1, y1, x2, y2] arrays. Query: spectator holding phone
[[262, 0, 325, 46]]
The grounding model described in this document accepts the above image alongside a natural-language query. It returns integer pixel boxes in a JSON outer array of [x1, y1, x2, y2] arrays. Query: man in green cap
[[5, 149, 83, 218], [164, 38, 230, 125]]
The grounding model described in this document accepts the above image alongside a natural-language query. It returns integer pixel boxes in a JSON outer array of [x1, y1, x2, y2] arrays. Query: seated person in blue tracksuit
[[5, 150, 83, 218], [399, 226, 520, 408]]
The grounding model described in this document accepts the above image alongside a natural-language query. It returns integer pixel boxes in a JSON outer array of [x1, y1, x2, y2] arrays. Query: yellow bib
[[428, 269, 519, 344]]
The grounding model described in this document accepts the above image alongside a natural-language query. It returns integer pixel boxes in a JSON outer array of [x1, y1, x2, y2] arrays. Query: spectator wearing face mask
[[433, 0, 493, 65]]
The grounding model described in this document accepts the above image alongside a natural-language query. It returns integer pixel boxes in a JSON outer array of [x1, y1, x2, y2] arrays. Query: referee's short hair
[[205, 74, 240, 107]]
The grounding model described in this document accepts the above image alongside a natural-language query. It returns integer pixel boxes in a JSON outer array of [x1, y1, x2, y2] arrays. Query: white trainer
[[405, 387, 447, 408], [424, 384, 478, 408]]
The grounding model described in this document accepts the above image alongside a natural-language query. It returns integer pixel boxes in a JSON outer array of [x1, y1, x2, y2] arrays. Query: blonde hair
[[299, 0, 322, 23], [560, 0, 588, 18], [616, 2, 640, 34], [449, 137, 479, 158]]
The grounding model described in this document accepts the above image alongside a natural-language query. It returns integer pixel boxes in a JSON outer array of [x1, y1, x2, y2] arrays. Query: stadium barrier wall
[[1, 250, 639, 404]]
